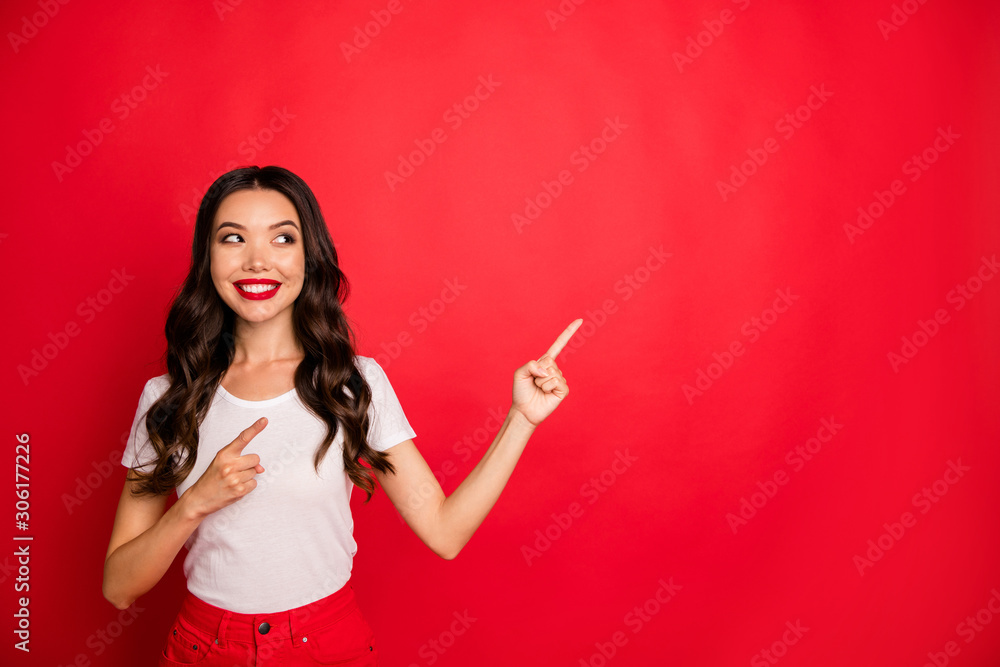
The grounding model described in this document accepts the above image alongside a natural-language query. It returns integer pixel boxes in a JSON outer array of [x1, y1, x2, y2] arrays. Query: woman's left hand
[[511, 319, 583, 427]]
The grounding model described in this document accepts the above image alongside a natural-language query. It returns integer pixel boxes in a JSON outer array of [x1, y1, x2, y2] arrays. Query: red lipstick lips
[[233, 279, 281, 300]]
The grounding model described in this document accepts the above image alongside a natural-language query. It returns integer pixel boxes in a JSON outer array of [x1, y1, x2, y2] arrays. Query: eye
[[220, 233, 242, 243], [275, 233, 296, 244]]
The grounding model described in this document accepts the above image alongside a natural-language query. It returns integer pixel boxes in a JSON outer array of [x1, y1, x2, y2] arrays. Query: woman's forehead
[[214, 189, 300, 228]]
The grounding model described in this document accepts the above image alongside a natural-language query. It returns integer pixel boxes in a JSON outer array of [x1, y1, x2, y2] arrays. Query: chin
[[238, 304, 291, 321]]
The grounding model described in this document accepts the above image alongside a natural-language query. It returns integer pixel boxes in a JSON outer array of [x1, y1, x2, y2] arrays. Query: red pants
[[158, 581, 379, 666]]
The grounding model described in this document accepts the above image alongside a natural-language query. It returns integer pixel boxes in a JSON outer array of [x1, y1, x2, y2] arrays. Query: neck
[[229, 310, 305, 365]]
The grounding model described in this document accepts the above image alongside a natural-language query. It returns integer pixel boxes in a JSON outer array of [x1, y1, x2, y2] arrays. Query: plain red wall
[[3, 0, 999, 665]]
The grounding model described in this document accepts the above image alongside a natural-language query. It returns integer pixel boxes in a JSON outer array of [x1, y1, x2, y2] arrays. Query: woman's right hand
[[184, 417, 268, 520]]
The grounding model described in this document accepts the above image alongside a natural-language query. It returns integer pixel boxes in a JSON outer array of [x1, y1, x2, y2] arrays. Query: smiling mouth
[[236, 283, 278, 294], [233, 280, 281, 300]]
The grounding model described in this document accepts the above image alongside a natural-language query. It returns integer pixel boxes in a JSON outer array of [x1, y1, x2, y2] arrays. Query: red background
[[3, 0, 999, 665]]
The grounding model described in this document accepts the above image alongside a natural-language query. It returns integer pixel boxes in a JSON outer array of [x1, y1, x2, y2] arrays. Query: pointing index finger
[[228, 417, 267, 453], [543, 319, 583, 360]]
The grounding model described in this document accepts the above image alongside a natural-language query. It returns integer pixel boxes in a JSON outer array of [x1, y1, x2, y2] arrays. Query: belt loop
[[216, 610, 231, 650], [289, 608, 304, 650]]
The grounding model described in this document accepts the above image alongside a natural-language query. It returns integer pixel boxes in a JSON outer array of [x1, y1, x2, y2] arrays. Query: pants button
[[258, 622, 271, 634]]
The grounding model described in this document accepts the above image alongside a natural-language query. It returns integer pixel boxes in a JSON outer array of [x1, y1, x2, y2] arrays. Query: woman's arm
[[374, 319, 582, 559], [102, 471, 204, 610], [374, 410, 535, 559], [103, 418, 267, 609]]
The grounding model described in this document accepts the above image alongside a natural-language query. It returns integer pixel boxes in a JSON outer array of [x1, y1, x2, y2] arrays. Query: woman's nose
[[243, 241, 271, 270]]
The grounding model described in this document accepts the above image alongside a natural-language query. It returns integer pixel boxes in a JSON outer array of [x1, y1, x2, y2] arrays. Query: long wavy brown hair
[[128, 165, 395, 501]]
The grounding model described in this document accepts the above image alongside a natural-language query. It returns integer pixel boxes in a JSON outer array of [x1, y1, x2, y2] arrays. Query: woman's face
[[209, 188, 305, 324]]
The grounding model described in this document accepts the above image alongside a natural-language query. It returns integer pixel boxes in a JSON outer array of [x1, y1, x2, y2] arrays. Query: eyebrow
[[216, 220, 300, 233]]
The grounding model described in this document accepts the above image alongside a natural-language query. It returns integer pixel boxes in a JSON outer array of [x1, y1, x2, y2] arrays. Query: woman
[[102, 165, 581, 666]]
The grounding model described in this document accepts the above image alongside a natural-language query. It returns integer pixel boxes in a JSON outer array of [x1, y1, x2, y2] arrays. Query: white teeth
[[238, 283, 278, 293]]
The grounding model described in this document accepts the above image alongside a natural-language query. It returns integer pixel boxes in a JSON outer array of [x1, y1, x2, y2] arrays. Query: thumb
[[513, 360, 531, 378], [515, 359, 549, 382]]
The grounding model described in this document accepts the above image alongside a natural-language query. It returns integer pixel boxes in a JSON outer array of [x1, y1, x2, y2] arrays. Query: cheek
[[282, 253, 306, 280], [210, 250, 237, 277], [209, 251, 221, 277]]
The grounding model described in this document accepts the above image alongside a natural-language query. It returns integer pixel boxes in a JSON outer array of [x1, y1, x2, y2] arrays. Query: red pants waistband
[[178, 581, 358, 648]]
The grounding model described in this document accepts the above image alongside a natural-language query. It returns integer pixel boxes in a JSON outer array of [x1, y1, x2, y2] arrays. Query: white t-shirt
[[120, 355, 416, 613]]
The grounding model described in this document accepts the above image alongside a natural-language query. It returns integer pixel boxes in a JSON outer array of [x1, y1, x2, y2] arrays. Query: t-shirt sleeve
[[361, 357, 416, 452], [120, 377, 167, 473]]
